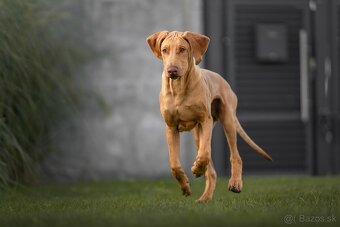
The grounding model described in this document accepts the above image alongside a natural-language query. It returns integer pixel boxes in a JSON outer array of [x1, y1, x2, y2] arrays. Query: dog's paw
[[181, 183, 192, 197], [196, 193, 212, 203], [228, 178, 243, 193], [191, 156, 209, 178]]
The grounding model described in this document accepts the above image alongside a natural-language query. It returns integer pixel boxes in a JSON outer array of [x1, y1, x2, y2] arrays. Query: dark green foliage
[[0, 0, 89, 188]]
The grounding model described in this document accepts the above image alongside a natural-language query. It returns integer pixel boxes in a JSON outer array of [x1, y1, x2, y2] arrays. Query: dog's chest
[[161, 96, 206, 131]]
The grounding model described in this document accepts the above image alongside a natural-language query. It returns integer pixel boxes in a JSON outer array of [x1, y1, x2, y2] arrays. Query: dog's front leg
[[165, 125, 191, 196], [191, 117, 213, 178]]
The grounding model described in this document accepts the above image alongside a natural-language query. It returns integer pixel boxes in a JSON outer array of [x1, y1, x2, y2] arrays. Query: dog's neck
[[162, 64, 201, 98]]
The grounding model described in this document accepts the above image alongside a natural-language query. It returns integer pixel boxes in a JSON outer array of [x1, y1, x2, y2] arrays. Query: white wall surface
[[42, 0, 203, 182]]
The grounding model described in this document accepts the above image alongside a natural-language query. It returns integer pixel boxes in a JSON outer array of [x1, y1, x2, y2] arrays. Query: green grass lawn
[[0, 177, 339, 227]]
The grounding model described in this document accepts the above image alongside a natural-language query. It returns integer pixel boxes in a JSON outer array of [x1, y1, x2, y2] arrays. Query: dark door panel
[[205, 0, 339, 175], [226, 0, 311, 173]]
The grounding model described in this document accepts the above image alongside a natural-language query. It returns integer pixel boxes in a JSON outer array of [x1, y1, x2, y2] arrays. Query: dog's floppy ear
[[146, 31, 169, 60], [183, 31, 210, 65]]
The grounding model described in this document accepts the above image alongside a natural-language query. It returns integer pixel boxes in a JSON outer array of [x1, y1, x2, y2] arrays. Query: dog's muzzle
[[167, 66, 180, 80]]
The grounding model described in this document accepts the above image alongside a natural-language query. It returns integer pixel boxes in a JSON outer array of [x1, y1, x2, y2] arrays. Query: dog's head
[[146, 31, 210, 80]]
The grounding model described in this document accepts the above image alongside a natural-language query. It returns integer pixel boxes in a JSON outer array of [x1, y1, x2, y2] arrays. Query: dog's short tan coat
[[147, 31, 272, 202]]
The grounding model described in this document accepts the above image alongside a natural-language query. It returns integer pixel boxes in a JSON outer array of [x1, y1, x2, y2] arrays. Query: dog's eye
[[161, 48, 167, 54], [179, 47, 186, 53]]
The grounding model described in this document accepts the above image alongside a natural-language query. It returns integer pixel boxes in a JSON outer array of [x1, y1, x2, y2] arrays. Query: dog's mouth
[[168, 75, 180, 80]]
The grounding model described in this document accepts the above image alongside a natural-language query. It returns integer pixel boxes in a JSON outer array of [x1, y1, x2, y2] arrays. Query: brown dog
[[146, 31, 272, 202]]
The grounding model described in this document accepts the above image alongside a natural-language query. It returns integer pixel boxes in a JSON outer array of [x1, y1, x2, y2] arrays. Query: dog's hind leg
[[192, 126, 217, 202], [197, 162, 217, 202], [219, 96, 243, 193]]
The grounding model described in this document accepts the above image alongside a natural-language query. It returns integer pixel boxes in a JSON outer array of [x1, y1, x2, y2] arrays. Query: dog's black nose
[[167, 66, 178, 76]]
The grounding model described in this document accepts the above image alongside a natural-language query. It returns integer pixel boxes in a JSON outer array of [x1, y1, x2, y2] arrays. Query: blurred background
[[0, 0, 339, 189]]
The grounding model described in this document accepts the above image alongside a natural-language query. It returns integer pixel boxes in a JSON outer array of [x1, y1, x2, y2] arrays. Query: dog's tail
[[235, 117, 273, 161]]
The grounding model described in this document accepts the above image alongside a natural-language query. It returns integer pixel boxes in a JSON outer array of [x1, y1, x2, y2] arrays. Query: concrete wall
[[42, 0, 202, 182]]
